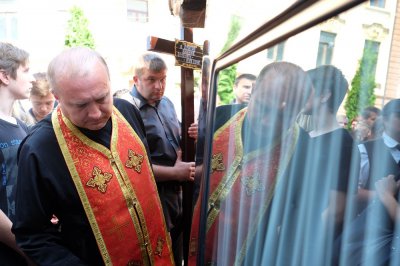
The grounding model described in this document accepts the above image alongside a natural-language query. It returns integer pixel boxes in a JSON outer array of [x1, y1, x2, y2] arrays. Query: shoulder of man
[[113, 98, 146, 138], [114, 89, 135, 105], [15, 117, 30, 133], [17, 115, 55, 161], [214, 103, 247, 131], [362, 137, 386, 161], [114, 98, 141, 116], [363, 137, 384, 150]]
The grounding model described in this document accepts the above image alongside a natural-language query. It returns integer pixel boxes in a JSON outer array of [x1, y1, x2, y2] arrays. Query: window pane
[[0, 17, 6, 40], [192, 2, 400, 266], [266, 42, 285, 61], [127, 0, 148, 22], [370, 0, 386, 8], [0, 12, 17, 41], [363, 40, 380, 78], [316, 31, 336, 66]]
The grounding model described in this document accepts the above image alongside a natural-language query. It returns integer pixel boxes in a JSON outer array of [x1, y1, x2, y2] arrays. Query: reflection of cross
[[108, 216, 130, 240], [211, 153, 225, 173]]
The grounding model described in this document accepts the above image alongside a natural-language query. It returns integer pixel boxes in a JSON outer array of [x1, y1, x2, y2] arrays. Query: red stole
[[189, 108, 299, 265], [52, 106, 174, 266]]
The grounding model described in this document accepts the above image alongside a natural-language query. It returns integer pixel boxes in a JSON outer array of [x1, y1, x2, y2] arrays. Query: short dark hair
[[134, 52, 167, 77], [234, 73, 256, 86], [382, 99, 400, 119], [361, 106, 381, 120], [307, 65, 348, 113]]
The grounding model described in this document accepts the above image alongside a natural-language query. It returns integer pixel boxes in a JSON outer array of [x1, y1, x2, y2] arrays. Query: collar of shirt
[[382, 132, 400, 164], [382, 132, 399, 149], [130, 85, 161, 109]]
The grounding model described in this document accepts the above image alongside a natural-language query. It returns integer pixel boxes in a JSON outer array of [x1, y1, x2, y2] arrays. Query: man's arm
[[0, 210, 22, 255], [375, 175, 400, 222], [356, 143, 375, 203], [12, 144, 87, 265], [152, 150, 195, 182], [0, 210, 34, 265], [322, 191, 346, 225]]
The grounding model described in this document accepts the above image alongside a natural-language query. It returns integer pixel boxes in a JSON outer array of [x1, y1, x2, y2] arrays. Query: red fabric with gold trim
[[189, 108, 286, 265], [55, 107, 173, 266]]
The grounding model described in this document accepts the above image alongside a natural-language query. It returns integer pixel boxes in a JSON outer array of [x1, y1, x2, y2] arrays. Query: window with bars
[[127, 0, 148, 23], [0, 12, 18, 41], [316, 31, 336, 66], [370, 0, 385, 8], [267, 42, 285, 61], [363, 39, 380, 77]]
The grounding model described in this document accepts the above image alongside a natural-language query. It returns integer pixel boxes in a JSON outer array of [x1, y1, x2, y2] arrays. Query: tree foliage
[[217, 15, 242, 104], [344, 47, 377, 128], [64, 6, 95, 49]]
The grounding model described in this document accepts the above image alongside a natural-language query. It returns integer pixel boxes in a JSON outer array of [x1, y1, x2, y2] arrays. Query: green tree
[[64, 6, 95, 48], [344, 47, 377, 128], [217, 15, 242, 104]]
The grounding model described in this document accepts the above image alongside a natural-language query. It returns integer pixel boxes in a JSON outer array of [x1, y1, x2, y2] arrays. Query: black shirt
[[129, 86, 181, 167]]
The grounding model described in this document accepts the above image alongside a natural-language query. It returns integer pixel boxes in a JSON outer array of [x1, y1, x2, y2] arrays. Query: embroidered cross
[[240, 173, 265, 196], [125, 149, 144, 173], [86, 166, 112, 193], [211, 153, 225, 173], [108, 216, 130, 240], [154, 236, 165, 257]]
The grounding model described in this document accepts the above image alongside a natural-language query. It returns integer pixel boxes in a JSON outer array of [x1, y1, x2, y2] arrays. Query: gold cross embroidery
[[86, 166, 112, 193], [125, 149, 144, 173], [154, 236, 165, 257], [240, 173, 265, 196], [108, 216, 130, 241], [211, 153, 225, 173]]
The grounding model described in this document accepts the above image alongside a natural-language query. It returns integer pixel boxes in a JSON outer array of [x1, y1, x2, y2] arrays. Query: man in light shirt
[[357, 99, 400, 213]]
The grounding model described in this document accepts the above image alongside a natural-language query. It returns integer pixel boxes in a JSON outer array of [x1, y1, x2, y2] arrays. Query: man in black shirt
[[0, 42, 33, 266], [118, 52, 195, 266]]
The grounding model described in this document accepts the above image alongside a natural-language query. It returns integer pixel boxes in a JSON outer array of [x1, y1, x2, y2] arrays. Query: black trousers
[[157, 182, 183, 265]]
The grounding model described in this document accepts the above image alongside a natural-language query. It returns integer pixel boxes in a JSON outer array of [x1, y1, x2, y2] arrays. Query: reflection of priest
[[189, 62, 313, 265]]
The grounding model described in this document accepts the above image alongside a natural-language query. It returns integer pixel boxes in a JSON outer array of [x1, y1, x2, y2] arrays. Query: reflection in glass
[[189, 62, 314, 265], [189, 3, 400, 265]]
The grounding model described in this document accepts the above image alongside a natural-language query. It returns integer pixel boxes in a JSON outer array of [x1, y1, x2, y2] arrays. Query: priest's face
[[53, 60, 113, 130], [246, 62, 311, 138]]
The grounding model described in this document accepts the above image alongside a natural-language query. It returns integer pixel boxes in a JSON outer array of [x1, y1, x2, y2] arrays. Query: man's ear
[[133, 75, 139, 85], [0, 70, 10, 85]]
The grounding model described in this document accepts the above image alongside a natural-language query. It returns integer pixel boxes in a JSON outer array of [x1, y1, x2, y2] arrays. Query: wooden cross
[[147, 28, 208, 265], [147, 28, 200, 162]]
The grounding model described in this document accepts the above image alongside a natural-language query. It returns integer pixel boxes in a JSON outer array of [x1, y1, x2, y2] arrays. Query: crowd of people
[[1, 41, 400, 266]]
